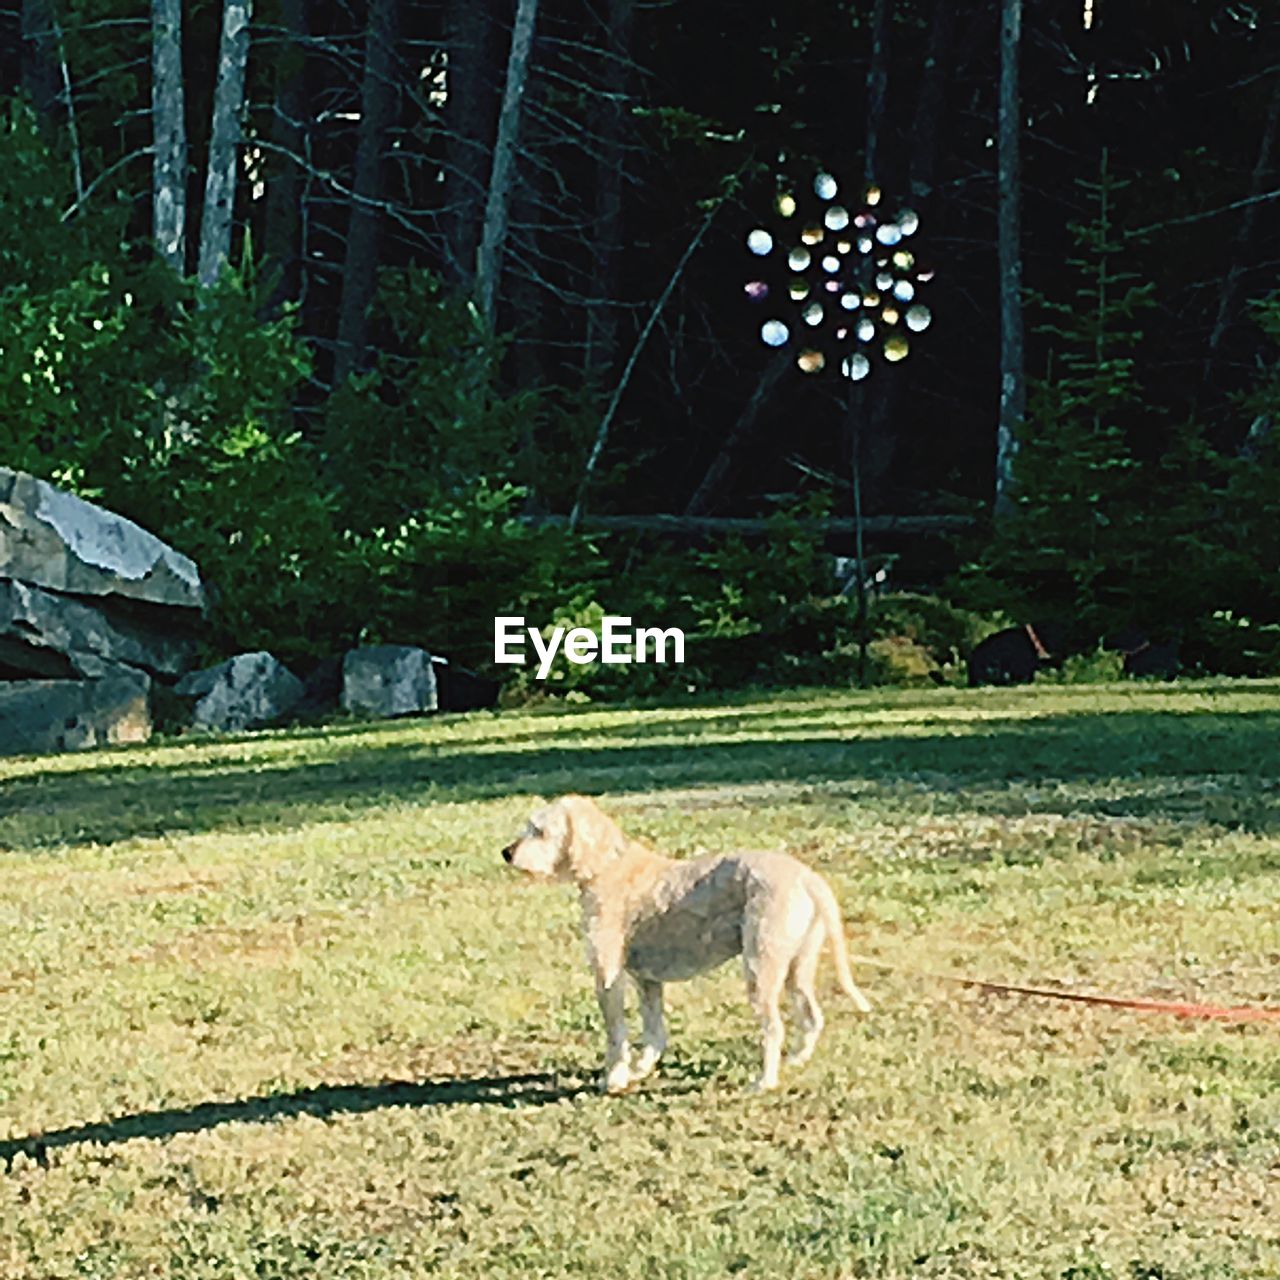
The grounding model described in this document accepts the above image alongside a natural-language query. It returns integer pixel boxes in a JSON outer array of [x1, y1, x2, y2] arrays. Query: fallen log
[[523, 513, 976, 537]]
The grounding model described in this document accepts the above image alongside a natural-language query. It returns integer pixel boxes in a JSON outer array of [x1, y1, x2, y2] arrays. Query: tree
[[995, 0, 1024, 516], [475, 0, 539, 329], [261, 0, 308, 308], [441, 0, 499, 292], [334, 0, 400, 383], [981, 155, 1185, 638], [1203, 74, 1280, 402], [583, 0, 635, 382], [197, 0, 253, 288], [20, 0, 59, 117], [907, 0, 956, 211], [151, 0, 187, 273]]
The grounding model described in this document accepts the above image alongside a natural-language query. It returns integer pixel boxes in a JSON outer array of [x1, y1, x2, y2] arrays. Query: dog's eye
[[529, 826, 543, 839]]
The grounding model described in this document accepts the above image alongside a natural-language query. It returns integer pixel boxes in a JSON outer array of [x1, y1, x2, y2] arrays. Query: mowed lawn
[[1, 683, 1278, 1279]]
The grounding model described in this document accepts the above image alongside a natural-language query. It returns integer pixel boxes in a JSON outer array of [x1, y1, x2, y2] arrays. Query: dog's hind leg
[[743, 937, 788, 1092], [632, 978, 666, 1080], [785, 923, 826, 1067]]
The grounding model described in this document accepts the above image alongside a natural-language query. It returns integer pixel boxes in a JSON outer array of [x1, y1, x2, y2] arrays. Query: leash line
[[851, 955, 1280, 1023]]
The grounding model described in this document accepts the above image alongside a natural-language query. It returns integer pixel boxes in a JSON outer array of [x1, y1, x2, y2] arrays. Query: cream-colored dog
[[502, 794, 872, 1093]]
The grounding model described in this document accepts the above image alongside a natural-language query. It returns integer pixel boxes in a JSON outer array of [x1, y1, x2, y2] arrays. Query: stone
[[0, 467, 204, 610], [0, 579, 197, 680], [341, 646, 437, 718], [0, 671, 151, 757], [174, 651, 304, 732]]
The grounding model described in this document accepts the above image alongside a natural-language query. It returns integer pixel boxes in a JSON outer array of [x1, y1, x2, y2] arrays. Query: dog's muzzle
[[501, 843, 516, 863]]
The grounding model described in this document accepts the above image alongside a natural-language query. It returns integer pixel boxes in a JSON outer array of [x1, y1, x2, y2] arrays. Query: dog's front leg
[[632, 977, 666, 1080], [594, 970, 632, 1093]]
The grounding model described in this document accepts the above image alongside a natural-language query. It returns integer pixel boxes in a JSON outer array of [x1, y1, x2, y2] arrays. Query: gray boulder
[[0, 467, 204, 609], [341, 645, 437, 718], [0, 671, 151, 757], [175, 651, 304, 733], [0, 579, 196, 680]]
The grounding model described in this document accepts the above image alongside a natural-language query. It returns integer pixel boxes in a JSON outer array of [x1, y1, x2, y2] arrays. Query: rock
[[432, 657, 499, 712], [0, 671, 151, 757], [0, 467, 203, 610], [174, 651, 304, 732], [0, 579, 197, 680], [342, 646, 437, 718]]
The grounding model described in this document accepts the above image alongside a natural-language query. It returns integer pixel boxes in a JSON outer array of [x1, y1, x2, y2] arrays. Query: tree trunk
[[863, 0, 891, 186], [20, 0, 60, 117], [334, 0, 400, 383], [197, 0, 253, 289], [474, 0, 539, 329], [442, 0, 499, 292], [263, 0, 307, 307], [583, 0, 634, 381], [995, 0, 1024, 517], [509, 155, 548, 511], [569, 195, 721, 531], [908, 0, 955, 208], [151, 0, 187, 273], [1203, 74, 1280, 389]]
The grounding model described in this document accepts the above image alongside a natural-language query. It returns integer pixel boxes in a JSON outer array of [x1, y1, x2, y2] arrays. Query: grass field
[[1, 681, 1278, 1279]]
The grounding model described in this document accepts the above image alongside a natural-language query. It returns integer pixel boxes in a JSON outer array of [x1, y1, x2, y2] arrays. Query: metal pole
[[849, 381, 868, 688]]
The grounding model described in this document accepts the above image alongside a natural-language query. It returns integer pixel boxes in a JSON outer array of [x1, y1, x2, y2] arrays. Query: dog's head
[[501, 794, 621, 882]]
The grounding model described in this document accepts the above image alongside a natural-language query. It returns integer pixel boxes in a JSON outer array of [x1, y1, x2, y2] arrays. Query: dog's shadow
[[0, 1071, 594, 1170]]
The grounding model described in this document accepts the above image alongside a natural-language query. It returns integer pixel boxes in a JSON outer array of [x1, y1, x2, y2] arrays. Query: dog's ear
[[557, 795, 623, 877]]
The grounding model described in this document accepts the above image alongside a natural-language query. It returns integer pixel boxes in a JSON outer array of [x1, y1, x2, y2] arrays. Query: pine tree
[[986, 151, 1168, 641]]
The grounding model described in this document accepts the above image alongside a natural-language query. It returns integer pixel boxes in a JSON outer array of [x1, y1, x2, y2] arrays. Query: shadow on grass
[[3, 699, 1280, 850], [0, 1071, 592, 1170]]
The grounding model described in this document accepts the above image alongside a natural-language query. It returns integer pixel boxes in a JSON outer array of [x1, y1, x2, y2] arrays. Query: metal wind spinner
[[744, 171, 934, 380]]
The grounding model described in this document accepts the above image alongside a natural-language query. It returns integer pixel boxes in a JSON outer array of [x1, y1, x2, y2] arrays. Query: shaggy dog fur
[[502, 794, 872, 1093]]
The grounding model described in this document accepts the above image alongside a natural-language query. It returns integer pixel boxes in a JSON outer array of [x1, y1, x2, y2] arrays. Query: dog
[[966, 620, 1065, 687], [1105, 626, 1181, 680], [502, 794, 872, 1093]]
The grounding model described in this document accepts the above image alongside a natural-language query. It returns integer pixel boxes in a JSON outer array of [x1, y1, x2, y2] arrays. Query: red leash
[[853, 955, 1280, 1023]]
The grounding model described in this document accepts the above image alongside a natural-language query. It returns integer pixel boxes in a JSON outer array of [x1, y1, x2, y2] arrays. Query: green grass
[[1, 680, 1278, 1278]]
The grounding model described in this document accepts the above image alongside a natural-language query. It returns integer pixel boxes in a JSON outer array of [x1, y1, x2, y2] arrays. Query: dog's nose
[[502, 844, 515, 863]]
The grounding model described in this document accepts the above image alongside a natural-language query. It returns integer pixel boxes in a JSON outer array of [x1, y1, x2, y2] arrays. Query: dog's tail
[[806, 872, 873, 1012]]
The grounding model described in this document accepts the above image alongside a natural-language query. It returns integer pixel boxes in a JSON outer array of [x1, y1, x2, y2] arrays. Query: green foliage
[[0, 103, 339, 661], [344, 480, 596, 670], [1208, 297, 1280, 651], [970, 157, 1219, 649], [1047, 646, 1125, 684], [0, 121, 589, 669], [311, 270, 601, 667], [868, 592, 997, 672], [119, 274, 338, 660], [676, 493, 842, 686], [321, 270, 525, 535]]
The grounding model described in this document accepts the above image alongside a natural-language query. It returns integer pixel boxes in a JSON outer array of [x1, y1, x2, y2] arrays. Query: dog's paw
[[631, 1047, 663, 1080], [602, 1062, 633, 1094], [749, 1075, 780, 1094]]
